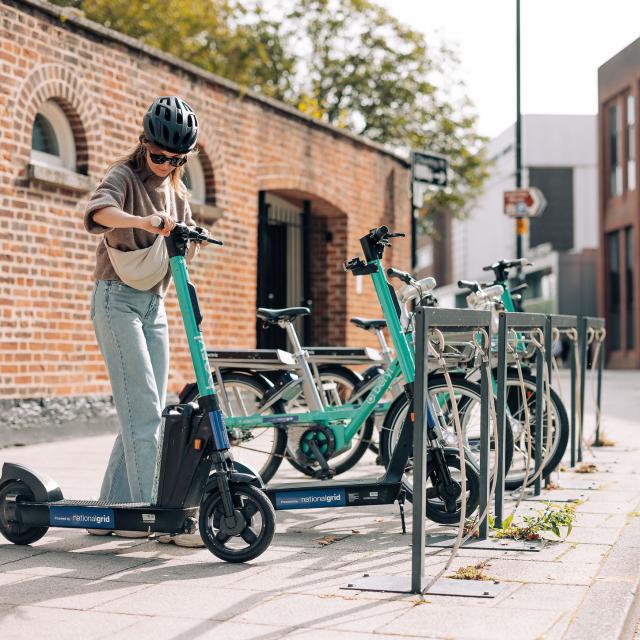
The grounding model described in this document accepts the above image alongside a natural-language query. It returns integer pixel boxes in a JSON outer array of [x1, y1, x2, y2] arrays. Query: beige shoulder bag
[[104, 184, 170, 291]]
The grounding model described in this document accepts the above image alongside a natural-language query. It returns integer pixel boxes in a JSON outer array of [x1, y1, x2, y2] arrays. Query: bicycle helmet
[[142, 96, 199, 154]]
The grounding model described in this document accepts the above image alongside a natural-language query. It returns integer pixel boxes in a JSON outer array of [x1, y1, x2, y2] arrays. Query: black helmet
[[143, 96, 199, 154]]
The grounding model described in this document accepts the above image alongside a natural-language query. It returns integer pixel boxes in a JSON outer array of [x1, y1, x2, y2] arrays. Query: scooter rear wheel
[[0, 481, 48, 545], [199, 483, 275, 562]]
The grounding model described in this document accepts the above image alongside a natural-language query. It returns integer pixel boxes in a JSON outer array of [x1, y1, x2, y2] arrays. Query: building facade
[[598, 37, 640, 368], [0, 0, 411, 418], [423, 114, 599, 318]]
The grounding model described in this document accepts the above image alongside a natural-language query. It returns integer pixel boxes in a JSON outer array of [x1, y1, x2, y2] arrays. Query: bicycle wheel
[[285, 364, 374, 477], [504, 372, 569, 490], [380, 375, 514, 480], [180, 371, 287, 484]]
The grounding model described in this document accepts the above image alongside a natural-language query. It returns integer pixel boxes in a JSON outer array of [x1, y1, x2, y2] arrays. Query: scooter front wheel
[[199, 483, 275, 563], [0, 480, 48, 545]]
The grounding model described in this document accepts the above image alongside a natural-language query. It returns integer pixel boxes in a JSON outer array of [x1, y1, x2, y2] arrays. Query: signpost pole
[[515, 0, 523, 271]]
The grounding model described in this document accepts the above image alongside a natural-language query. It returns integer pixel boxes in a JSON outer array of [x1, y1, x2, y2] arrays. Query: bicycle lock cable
[[421, 327, 501, 593], [421, 328, 468, 594], [511, 328, 553, 507]]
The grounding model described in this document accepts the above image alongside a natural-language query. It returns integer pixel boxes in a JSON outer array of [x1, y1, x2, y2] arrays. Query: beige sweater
[[84, 162, 194, 297]]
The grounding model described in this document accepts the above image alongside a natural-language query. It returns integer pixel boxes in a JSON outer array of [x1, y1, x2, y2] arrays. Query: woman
[[84, 96, 206, 546]]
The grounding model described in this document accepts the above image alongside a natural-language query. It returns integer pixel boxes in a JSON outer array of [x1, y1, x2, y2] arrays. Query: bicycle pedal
[[313, 467, 336, 480]]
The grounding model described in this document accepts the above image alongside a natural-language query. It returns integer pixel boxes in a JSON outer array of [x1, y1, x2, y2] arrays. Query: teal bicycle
[[180, 260, 501, 492], [473, 258, 570, 486]]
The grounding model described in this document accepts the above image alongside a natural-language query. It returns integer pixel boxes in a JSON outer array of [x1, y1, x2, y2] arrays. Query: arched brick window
[[31, 100, 77, 172], [183, 148, 216, 205]]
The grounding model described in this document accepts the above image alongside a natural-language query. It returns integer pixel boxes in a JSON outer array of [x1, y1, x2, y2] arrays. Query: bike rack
[[578, 316, 606, 460], [412, 307, 502, 595], [343, 306, 505, 597]]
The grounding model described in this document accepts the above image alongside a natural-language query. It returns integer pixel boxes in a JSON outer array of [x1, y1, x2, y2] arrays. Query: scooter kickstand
[[398, 489, 407, 535]]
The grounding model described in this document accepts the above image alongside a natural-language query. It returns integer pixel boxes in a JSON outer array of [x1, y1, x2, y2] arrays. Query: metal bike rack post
[[411, 307, 491, 593], [579, 316, 606, 456], [545, 315, 578, 469]]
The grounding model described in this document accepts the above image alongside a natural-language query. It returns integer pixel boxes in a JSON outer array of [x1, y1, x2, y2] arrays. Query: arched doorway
[[256, 190, 348, 350], [256, 191, 312, 349]]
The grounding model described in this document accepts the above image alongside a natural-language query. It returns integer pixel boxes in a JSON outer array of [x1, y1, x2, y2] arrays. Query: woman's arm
[[92, 206, 174, 236]]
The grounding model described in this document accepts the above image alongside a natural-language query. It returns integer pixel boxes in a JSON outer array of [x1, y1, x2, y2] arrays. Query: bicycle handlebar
[[482, 258, 531, 273], [387, 267, 413, 284]]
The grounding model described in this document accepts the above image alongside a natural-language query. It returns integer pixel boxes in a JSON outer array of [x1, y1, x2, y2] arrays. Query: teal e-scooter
[[0, 222, 275, 563]]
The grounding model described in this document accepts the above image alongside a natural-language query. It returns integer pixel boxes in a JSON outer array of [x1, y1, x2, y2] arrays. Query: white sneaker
[[155, 533, 205, 548]]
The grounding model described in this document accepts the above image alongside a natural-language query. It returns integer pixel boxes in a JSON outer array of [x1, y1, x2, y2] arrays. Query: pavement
[[0, 370, 639, 640]]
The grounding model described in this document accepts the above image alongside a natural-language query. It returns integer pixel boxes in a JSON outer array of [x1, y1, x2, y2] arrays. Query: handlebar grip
[[458, 279, 479, 292], [417, 276, 437, 291], [149, 215, 164, 229], [372, 225, 389, 241], [387, 267, 412, 284]]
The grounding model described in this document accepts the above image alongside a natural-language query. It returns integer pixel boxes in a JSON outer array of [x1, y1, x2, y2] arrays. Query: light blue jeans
[[91, 280, 169, 504]]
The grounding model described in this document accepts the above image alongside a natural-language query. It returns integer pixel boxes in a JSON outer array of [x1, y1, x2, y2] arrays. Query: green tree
[[51, 0, 297, 100], [284, 0, 489, 227]]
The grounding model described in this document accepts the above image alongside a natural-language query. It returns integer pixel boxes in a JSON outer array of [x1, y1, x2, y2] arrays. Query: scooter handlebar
[[149, 216, 223, 245]]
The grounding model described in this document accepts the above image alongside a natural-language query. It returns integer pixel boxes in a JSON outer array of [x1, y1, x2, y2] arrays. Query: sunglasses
[[148, 150, 188, 167], [141, 137, 188, 167]]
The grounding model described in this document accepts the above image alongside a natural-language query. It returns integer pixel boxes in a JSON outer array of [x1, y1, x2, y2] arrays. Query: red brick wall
[[0, 0, 411, 400]]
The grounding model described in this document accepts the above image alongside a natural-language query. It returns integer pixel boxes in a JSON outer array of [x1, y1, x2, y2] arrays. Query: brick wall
[[0, 0, 411, 402]]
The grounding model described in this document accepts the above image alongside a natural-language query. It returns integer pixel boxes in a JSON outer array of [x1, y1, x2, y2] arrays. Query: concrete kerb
[[563, 510, 640, 640]]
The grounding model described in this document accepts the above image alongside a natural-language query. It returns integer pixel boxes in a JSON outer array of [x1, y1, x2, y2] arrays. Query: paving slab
[[232, 592, 411, 633], [92, 583, 279, 620], [0, 574, 150, 610], [377, 602, 561, 640], [119, 618, 290, 640], [0, 605, 139, 639], [0, 550, 154, 580]]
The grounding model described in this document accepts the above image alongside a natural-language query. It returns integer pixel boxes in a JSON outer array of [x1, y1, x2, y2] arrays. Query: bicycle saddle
[[256, 307, 311, 322], [350, 317, 387, 331]]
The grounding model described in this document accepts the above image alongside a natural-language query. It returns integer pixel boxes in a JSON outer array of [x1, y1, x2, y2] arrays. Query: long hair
[[108, 134, 196, 201]]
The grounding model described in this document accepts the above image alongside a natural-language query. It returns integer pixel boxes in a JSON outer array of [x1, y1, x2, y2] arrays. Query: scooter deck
[[16, 499, 198, 534], [265, 477, 402, 510]]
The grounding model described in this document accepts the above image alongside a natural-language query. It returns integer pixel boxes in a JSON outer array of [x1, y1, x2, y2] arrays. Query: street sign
[[411, 151, 448, 188], [503, 187, 547, 218]]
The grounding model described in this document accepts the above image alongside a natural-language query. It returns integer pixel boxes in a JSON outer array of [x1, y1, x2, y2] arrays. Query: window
[[609, 104, 622, 197], [183, 155, 206, 204], [608, 231, 621, 350], [628, 95, 636, 191], [30, 101, 76, 171], [626, 227, 634, 349]]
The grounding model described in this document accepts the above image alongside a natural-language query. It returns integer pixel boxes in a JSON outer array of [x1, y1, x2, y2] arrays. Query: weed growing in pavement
[[593, 433, 615, 447], [489, 502, 577, 541], [575, 462, 598, 473], [449, 560, 493, 581]]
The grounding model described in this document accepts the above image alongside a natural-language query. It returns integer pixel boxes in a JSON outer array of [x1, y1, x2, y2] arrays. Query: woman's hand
[[138, 213, 176, 237], [194, 225, 212, 248]]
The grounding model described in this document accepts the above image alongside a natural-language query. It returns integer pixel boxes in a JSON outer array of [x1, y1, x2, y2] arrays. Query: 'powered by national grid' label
[[49, 506, 115, 529], [275, 488, 346, 510]]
